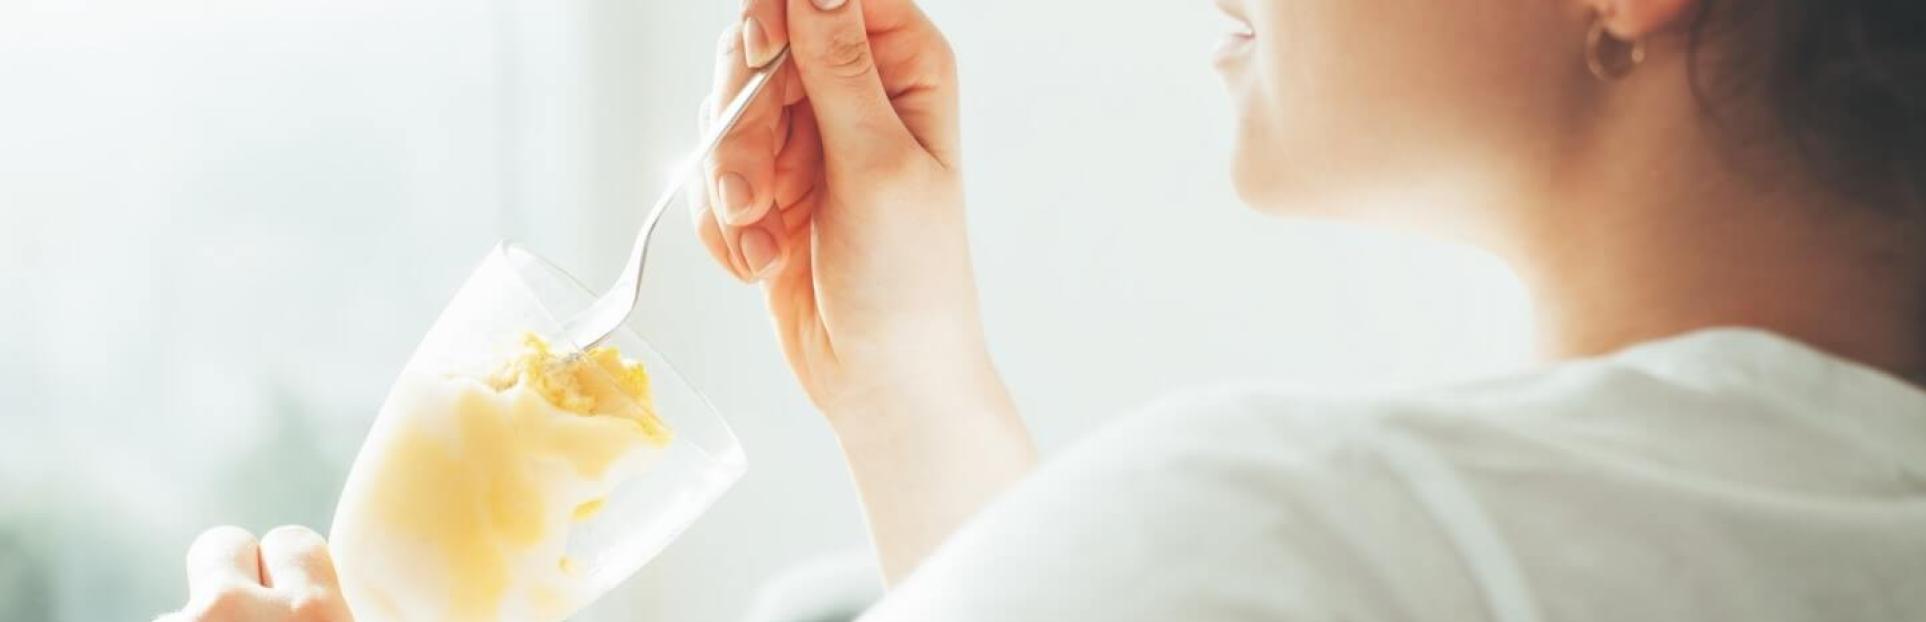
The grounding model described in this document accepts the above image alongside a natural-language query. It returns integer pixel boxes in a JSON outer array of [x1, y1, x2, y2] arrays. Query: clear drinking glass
[[328, 242, 745, 622]]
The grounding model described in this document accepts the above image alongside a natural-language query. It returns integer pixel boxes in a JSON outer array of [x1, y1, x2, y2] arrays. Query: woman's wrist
[[820, 343, 1009, 424], [817, 350, 1037, 583]]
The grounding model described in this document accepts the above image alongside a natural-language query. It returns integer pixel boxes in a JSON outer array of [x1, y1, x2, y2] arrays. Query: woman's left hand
[[156, 525, 353, 622]]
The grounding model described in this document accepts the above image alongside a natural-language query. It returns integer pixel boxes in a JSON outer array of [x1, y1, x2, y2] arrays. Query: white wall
[[0, 0, 1532, 620]]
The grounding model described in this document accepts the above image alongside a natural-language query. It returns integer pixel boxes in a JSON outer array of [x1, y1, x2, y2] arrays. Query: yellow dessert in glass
[[329, 244, 744, 622]]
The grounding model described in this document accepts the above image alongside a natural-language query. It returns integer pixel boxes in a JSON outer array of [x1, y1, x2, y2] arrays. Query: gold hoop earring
[[1586, 17, 1646, 81]]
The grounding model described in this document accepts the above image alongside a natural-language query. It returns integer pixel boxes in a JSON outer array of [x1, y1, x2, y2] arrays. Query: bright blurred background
[[0, 0, 1534, 619]]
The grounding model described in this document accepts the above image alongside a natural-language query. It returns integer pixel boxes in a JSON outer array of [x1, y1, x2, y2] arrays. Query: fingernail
[[718, 173, 755, 225], [740, 227, 781, 280], [812, 0, 846, 10], [742, 17, 774, 67]]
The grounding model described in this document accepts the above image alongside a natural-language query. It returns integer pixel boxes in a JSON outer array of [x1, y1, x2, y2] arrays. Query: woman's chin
[[1229, 154, 1381, 224], [1230, 146, 1321, 216], [1231, 156, 1484, 246]]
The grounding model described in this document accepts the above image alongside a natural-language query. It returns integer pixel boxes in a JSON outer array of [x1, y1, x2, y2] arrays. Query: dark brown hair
[[1693, 1, 1926, 213]]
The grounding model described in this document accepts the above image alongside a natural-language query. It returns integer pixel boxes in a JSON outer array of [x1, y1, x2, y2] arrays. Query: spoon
[[562, 46, 791, 350]]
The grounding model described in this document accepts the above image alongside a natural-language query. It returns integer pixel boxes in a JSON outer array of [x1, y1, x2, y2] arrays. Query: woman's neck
[[1516, 200, 1924, 375], [1496, 72, 1926, 376]]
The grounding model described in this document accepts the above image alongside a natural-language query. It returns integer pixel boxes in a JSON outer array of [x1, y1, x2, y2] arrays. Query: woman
[[163, 0, 1926, 619]]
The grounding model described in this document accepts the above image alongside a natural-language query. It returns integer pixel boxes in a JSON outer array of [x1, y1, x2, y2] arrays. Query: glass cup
[[328, 242, 745, 622]]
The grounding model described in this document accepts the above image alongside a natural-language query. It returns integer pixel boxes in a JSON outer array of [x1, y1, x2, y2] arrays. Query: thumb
[[786, 0, 917, 168]]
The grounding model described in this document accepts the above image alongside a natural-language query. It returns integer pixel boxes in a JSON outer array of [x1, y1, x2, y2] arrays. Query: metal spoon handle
[[563, 47, 791, 350]]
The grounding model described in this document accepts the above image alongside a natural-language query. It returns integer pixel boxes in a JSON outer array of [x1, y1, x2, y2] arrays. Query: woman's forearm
[[827, 362, 1036, 585]]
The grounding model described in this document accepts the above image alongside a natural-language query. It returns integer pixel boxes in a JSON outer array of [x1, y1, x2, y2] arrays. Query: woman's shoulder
[[867, 378, 1517, 621], [1096, 326, 1911, 475], [865, 384, 1535, 622], [1072, 355, 1663, 476], [869, 329, 1926, 622]]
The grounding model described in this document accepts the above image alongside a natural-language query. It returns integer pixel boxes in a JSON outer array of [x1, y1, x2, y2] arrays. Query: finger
[[258, 526, 336, 591], [712, 125, 788, 286], [691, 96, 742, 279], [863, 3, 962, 164], [698, 208, 748, 281], [710, 23, 788, 228], [691, 168, 752, 280], [708, 24, 751, 273], [686, 118, 751, 281], [741, 0, 789, 69], [738, 204, 788, 282], [186, 526, 263, 599], [780, 61, 807, 107], [260, 526, 353, 620], [709, 23, 791, 278], [784, 0, 917, 169], [773, 104, 824, 233]]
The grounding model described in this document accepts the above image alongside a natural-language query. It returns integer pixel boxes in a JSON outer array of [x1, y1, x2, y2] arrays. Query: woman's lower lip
[[1213, 33, 1254, 66]]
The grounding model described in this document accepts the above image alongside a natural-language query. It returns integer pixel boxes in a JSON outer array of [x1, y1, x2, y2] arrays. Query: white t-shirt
[[862, 329, 1926, 621]]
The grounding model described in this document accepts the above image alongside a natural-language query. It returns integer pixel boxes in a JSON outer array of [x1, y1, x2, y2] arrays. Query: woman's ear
[[1592, 0, 1700, 39]]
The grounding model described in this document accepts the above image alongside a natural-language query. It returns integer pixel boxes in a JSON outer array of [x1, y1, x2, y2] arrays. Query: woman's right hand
[[694, 0, 1035, 582], [693, 0, 1000, 420]]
